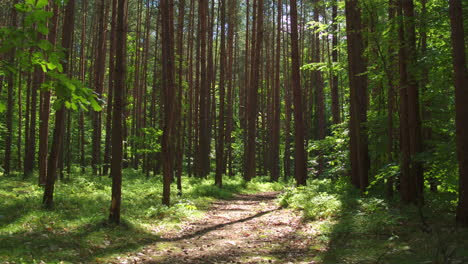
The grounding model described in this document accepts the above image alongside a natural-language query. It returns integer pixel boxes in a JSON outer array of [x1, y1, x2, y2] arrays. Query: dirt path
[[114, 192, 320, 264]]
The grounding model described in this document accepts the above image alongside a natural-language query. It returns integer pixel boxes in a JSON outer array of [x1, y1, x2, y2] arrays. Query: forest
[[0, 0, 468, 263]]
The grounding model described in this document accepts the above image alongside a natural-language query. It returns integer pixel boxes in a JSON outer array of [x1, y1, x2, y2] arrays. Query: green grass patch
[[0, 169, 282, 263], [279, 178, 468, 263]]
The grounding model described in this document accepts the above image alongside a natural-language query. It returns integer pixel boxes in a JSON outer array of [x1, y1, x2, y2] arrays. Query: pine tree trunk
[[161, 0, 176, 206], [290, 0, 307, 186], [109, 0, 128, 224], [449, 0, 468, 227], [215, 0, 226, 188], [345, 0, 369, 191], [43, 0, 76, 208]]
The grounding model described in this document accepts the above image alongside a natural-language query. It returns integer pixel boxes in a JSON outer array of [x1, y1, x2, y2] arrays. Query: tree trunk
[[4, 1, 18, 177], [245, 0, 263, 181], [331, 0, 341, 124], [215, 0, 226, 188], [92, 0, 109, 175], [104, 0, 118, 176], [345, 0, 369, 191], [197, 0, 210, 178], [398, 0, 423, 204], [449, 0, 468, 226], [160, 0, 176, 206], [43, 0, 76, 208], [270, 0, 281, 182], [290, 0, 307, 186], [109, 0, 128, 224]]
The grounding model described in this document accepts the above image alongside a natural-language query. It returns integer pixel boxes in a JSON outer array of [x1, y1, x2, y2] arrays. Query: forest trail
[[113, 192, 319, 264]]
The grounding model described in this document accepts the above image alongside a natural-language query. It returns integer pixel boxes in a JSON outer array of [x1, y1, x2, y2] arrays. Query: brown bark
[[345, 0, 369, 191], [449, 0, 468, 226], [331, 0, 341, 124], [38, 1, 59, 185], [43, 0, 76, 208], [161, 0, 176, 206], [104, 0, 118, 176], [224, 0, 236, 176], [175, 0, 185, 194], [4, 1, 18, 177], [398, 0, 423, 204], [313, 1, 325, 178], [290, 0, 307, 186], [197, 0, 210, 178], [270, 0, 281, 182], [92, 0, 109, 175], [245, 0, 263, 181], [109, 0, 128, 224], [215, 0, 227, 188]]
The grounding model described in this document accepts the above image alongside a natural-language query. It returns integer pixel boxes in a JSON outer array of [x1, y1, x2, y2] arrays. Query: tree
[[43, 0, 76, 208], [197, 0, 210, 178], [330, 0, 341, 125], [449, 0, 468, 226], [270, 0, 281, 182], [3, 0, 18, 177], [245, 0, 264, 181], [345, 0, 369, 191], [160, 0, 176, 206], [398, 0, 423, 204], [109, 0, 128, 224], [215, 0, 226, 188], [290, 0, 306, 186]]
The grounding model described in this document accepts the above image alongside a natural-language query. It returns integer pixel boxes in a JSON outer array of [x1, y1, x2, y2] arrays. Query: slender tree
[[160, 0, 176, 206], [345, 0, 369, 191], [290, 0, 307, 186], [109, 0, 128, 224], [197, 0, 210, 178], [449, 0, 468, 226], [245, 0, 264, 181], [43, 0, 76, 208], [331, 0, 341, 124], [215, 0, 226, 188]]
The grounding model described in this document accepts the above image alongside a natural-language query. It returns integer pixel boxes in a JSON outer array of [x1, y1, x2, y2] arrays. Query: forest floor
[[2, 175, 468, 264], [111, 192, 320, 264]]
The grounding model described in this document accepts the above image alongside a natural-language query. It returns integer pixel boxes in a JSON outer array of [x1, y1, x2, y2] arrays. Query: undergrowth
[[279, 178, 468, 263], [0, 169, 282, 264]]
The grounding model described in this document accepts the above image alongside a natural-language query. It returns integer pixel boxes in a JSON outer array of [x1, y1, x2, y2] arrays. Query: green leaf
[[37, 39, 52, 51], [90, 98, 102, 112], [14, 3, 31, 12], [36, 0, 48, 9], [37, 24, 49, 35], [0, 103, 5, 113]]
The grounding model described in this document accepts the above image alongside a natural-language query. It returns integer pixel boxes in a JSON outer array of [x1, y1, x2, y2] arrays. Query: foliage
[[307, 123, 350, 179], [0, 0, 101, 112], [279, 178, 468, 263]]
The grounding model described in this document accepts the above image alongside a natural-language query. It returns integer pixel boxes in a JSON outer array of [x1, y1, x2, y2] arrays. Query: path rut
[[114, 192, 319, 264]]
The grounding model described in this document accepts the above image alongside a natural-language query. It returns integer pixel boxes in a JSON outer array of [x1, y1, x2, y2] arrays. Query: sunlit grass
[[0, 169, 283, 263], [279, 178, 468, 263]]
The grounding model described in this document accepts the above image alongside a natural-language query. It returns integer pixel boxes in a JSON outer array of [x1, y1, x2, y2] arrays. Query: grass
[[279, 178, 468, 263], [0, 169, 283, 264]]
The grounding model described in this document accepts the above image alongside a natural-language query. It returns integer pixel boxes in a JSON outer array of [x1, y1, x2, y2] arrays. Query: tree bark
[[345, 0, 369, 191], [331, 0, 341, 124], [245, 0, 263, 181], [449, 0, 468, 226], [215, 0, 226, 188], [109, 0, 128, 224], [43, 0, 76, 208], [290, 0, 307, 186], [160, 0, 176, 206], [197, 0, 210, 178]]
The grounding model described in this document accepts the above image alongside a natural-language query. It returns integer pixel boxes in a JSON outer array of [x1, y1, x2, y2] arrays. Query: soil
[[113, 192, 320, 264]]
